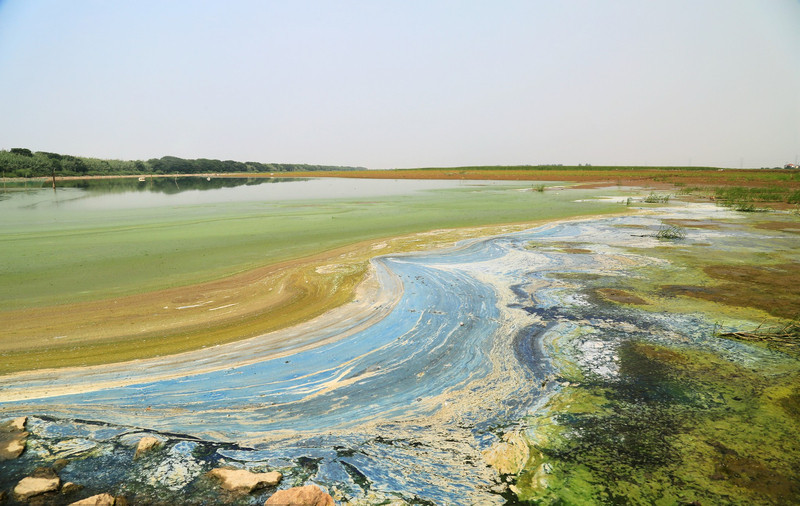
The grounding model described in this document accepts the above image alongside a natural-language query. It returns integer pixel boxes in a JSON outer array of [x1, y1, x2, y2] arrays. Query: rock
[[0, 416, 27, 432], [0, 416, 28, 461], [13, 475, 61, 500], [0, 433, 28, 460], [62, 481, 83, 494], [133, 436, 162, 459], [53, 458, 70, 472], [208, 468, 282, 493], [69, 493, 116, 505], [51, 438, 98, 459], [265, 485, 335, 506]]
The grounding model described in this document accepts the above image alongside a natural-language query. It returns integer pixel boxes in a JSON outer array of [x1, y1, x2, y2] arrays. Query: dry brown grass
[[286, 167, 800, 190]]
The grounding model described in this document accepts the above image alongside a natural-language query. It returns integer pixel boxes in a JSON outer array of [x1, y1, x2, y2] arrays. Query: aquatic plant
[[533, 184, 546, 192], [643, 192, 671, 203], [717, 319, 800, 357], [732, 201, 768, 212], [655, 223, 686, 240]]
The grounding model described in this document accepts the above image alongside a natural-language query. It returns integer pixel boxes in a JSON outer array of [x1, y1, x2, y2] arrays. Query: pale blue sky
[[0, 0, 797, 168]]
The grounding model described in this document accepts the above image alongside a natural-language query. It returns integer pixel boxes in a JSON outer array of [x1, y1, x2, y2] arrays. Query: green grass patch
[[711, 185, 798, 209]]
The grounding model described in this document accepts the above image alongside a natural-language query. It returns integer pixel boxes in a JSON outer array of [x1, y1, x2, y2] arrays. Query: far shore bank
[[1, 164, 797, 189]]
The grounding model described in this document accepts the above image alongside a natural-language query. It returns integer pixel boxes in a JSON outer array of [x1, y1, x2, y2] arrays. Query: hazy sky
[[0, 1, 798, 168]]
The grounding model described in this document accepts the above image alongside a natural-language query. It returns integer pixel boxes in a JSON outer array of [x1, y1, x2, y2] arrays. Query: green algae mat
[[0, 178, 622, 310], [511, 207, 800, 505]]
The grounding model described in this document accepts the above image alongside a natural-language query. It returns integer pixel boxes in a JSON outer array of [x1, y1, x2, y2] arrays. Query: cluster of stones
[[1, 417, 334, 505], [1, 416, 99, 504], [207, 469, 334, 506]]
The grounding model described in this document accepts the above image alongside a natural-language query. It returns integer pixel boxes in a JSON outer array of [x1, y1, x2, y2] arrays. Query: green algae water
[[0, 177, 623, 309]]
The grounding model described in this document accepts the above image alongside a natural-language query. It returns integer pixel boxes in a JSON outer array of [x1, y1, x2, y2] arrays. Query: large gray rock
[[69, 493, 116, 505], [265, 484, 335, 506], [208, 467, 282, 493]]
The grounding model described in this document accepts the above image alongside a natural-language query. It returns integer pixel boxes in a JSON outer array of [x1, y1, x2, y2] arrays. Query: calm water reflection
[[0, 176, 516, 211]]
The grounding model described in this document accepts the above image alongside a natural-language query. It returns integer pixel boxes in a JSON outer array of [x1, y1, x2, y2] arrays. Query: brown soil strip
[[596, 288, 649, 305], [662, 263, 800, 320], [754, 221, 800, 234], [286, 169, 800, 190]]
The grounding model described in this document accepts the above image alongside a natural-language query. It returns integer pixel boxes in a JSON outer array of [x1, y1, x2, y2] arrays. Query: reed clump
[[655, 223, 686, 240], [716, 320, 800, 356], [644, 193, 671, 203]]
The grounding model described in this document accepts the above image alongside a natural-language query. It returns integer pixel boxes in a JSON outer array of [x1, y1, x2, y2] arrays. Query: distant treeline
[[0, 148, 365, 178]]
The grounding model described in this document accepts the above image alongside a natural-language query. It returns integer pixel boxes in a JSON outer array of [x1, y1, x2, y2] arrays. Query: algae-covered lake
[[1, 178, 799, 504], [0, 177, 615, 310]]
